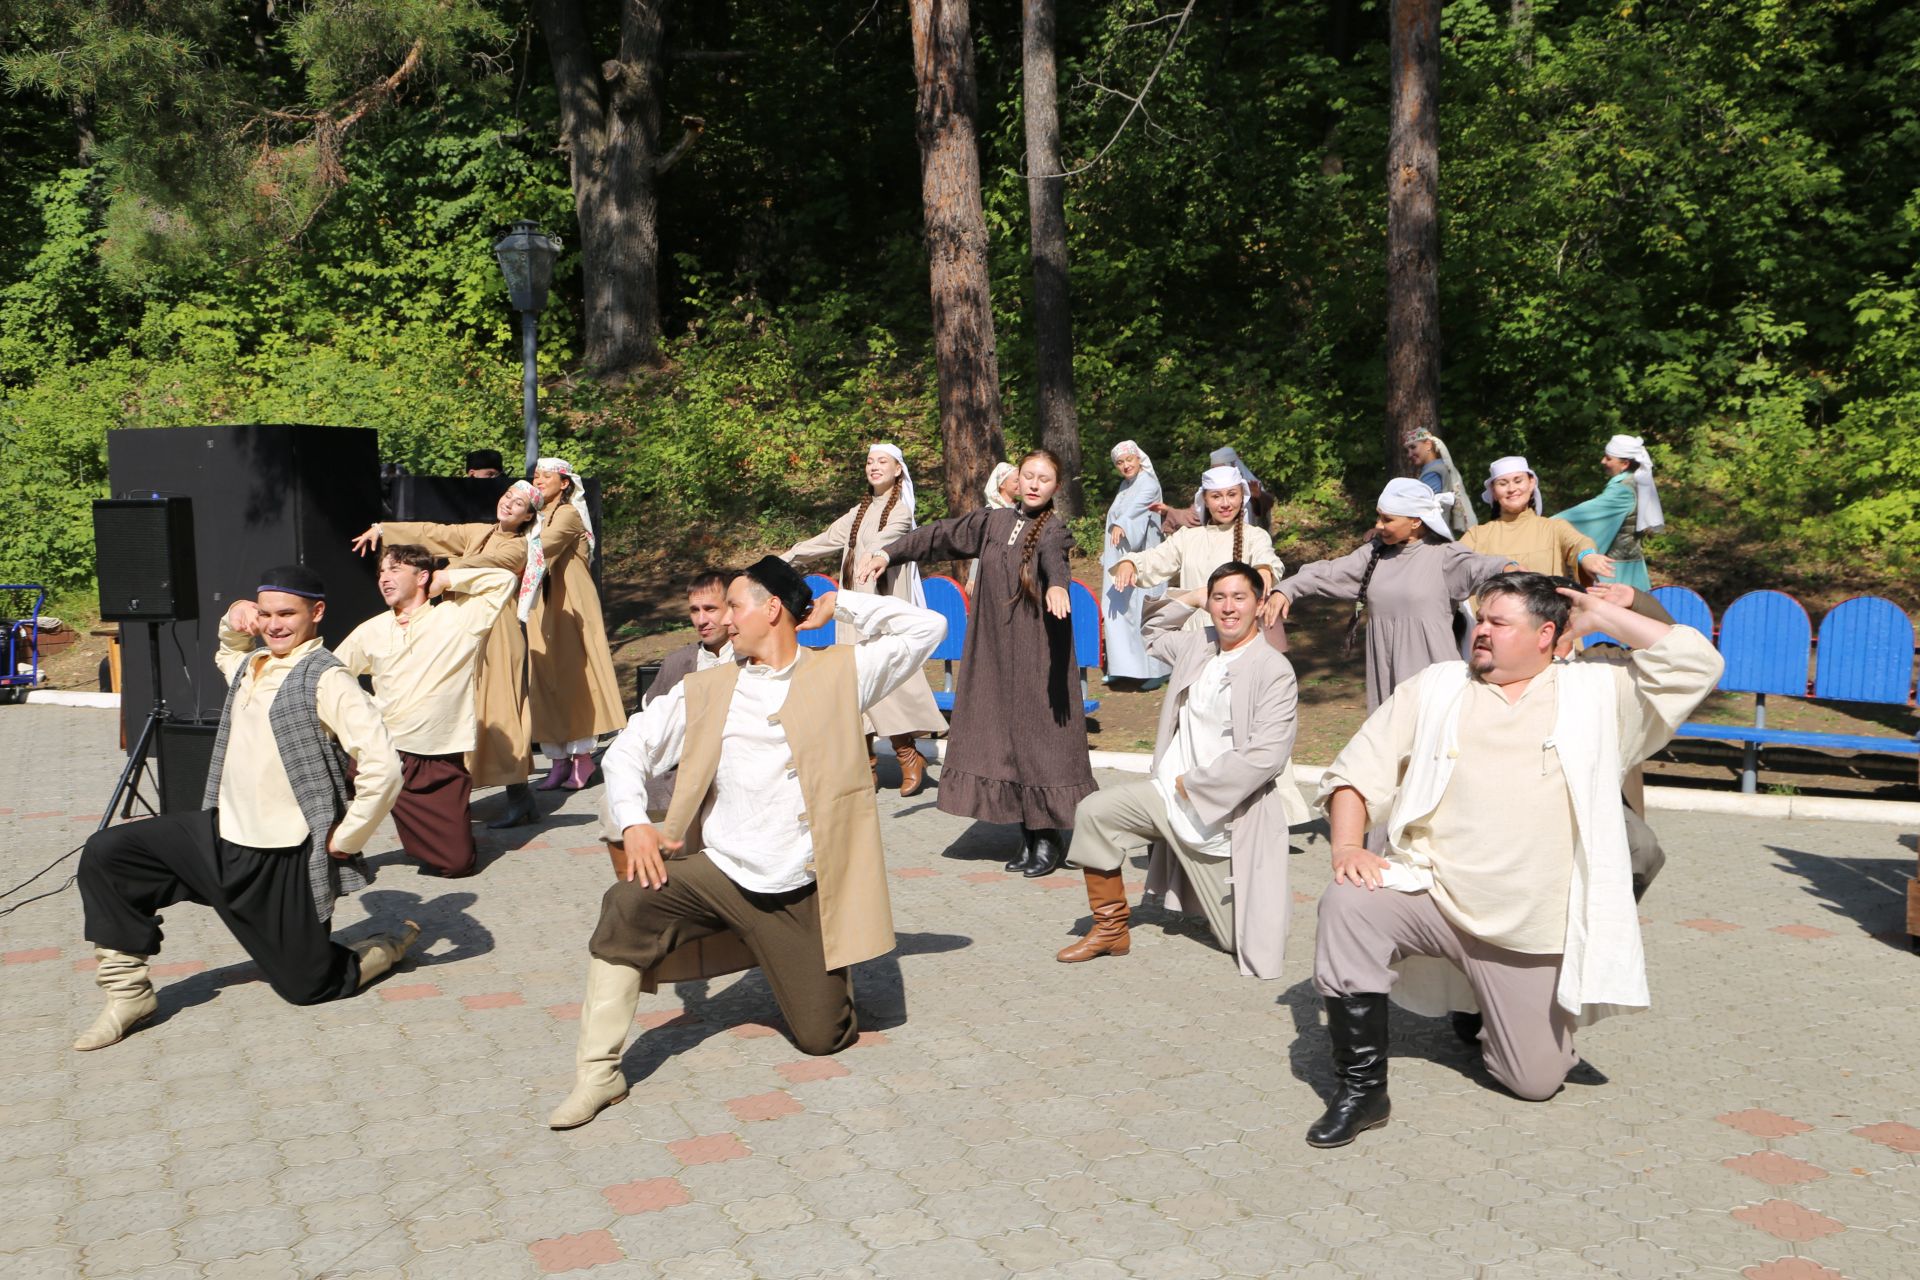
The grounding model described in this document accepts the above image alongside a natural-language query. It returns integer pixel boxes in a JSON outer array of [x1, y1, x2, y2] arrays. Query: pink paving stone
[[73, 956, 99, 972], [776, 1058, 850, 1084], [603, 1177, 691, 1214], [728, 1022, 779, 1039], [21, 810, 63, 820], [1730, 1200, 1847, 1242], [1294, 891, 1313, 904], [727, 1092, 804, 1123], [961, 871, 1010, 884], [1041, 877, 1084, 891], [377, 982, 442, 1002], [667, 1133, 750, 1166], [1679, 918, 1742, 933], [528, 1228, 623, 1273], [1742, 1261, 1847, 1280], [892, 867, 939, 878], [1718, 1110, 1815, 1139], [520, 838, 551, 850], [1851, 1121, 1920, 1153], [636, 1009, 701, 1030], [1723, 1152, 1829, 1187], [1770, 924, 1835, 940], [151, 961, 207, 978], [461, 992, 525, 1011], [3, 947, 61, 964], [547, 1002, 581, 1021], [568, 844, 605, 856], [854, 1031, 889, 1048]]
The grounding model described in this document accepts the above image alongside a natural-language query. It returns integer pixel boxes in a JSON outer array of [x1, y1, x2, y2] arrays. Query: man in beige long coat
[[545, 556, 945, 1129], [1056, 562, 1309, 977]]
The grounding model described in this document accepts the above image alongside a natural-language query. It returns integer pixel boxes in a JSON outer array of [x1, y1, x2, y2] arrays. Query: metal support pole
[[1741, 693, 1765, 794], [520, 310, 540, 479]]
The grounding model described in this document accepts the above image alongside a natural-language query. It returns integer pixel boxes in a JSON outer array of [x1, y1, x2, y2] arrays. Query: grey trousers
[[1625, 807, 1665, 894], [1071, 780, 1234, 952], [1313, 882, 1578, 1101]]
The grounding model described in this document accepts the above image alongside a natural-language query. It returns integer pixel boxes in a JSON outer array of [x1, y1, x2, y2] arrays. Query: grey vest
[[203, 647, 372, 922]]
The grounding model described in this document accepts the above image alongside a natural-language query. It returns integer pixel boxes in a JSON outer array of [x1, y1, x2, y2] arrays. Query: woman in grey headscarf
[[1100, 441, 1170, 689], [1154, 445, 1276, 533], [1409, 430, 1478, 537]]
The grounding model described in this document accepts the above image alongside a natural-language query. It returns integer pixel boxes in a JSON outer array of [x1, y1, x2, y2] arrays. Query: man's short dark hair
[[1206, 560, 1265, 599], [738, 555, 815, 625], [465, 448, 505, 472], [686, 569, 729, 597], [1477, 571, 1572, 640], [380, 544, 445, 574]]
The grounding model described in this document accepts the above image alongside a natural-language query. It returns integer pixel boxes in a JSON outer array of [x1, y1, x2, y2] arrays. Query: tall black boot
[[1022, 829, 1067, 878], [1005, 828, 1038, 873], [487, 782, 539, 830], [1305, 994, 1392, 1148]]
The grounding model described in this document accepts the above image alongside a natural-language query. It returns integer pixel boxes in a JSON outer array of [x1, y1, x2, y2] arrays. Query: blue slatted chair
[[798, 573, 838, 650], [1069, 578, 1103, 716], [920, 574, 970, 713], [1673, 589, 1811, 791], [1650, 585, 1715, 639]]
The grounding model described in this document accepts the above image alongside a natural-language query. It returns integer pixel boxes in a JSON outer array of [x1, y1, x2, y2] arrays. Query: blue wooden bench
[[1068, 578, 1103, 717], [1669, 590, 1919, 791], [799, 573, 839, 649], [922, 574, 969, 713]]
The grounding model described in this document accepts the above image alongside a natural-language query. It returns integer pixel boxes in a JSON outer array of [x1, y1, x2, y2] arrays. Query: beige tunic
[[382, 521, 536, 785], [1320, 629, 1723, 952], [527, 503, 627, 744], [784, 498, 948, 739], [1459, 509, 1596, 580], [1124, 523, 1285, 631]]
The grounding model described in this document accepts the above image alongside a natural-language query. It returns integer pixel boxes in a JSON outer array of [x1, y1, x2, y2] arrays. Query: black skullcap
[[739, 555, 816, 625], [257, 564, 327, 601], [465, 448, 505, 471]]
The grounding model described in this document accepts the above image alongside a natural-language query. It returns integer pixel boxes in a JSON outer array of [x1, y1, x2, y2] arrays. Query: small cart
[[1, 584, 47, 703]]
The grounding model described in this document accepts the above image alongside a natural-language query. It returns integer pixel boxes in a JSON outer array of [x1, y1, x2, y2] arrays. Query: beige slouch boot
[[351, 920, 421, 988], [73, 948, 159, 1051], [547, 958, 642, 1129]]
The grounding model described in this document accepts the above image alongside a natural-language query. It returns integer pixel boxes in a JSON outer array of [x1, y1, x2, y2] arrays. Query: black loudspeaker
[[107, 425, 384, 734], [93, 498, 199, 622], [156, 721, 218, 814]]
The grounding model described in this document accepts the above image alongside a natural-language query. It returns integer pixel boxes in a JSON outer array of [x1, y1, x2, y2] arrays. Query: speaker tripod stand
[[99, 620, 170, 832]]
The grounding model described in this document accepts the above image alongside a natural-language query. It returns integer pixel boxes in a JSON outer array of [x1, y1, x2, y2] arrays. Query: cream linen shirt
[[601, 592, 946, 893], [1125, 525, 1284, 631], [1150, 644, 1250, 857], [1321, 628, 1722, 953], [212, 625, 402, 854], [333, 567, 517, 756], [1459, 508, 1597, 579]]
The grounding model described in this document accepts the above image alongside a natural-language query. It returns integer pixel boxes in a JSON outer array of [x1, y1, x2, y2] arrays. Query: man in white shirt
[[636, 569, 742, 815], [335, 545, 517, 878], [546, 556, 945, 1129], [1058, 562, 1305, 977]]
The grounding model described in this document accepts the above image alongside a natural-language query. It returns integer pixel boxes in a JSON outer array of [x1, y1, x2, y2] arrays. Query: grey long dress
[[882, 505, 1095, 829], [1276, 537, 1512, 710]]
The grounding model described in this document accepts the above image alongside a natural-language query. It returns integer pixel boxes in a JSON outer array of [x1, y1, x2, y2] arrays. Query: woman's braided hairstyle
[[1203, 482, 1246, 561], [840, 472, 902, 588], [1344, 537, 1387, 654], [1012, 449, 1065, 612]]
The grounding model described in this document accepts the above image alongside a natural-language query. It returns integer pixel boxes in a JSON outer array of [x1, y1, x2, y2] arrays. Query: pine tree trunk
[[1022, 0, 1083, 518], [1512, 0, 1536, 68], [1385, 0, 1439, 477], [911, 0, 1007, 516], [538, 0, 667, 378]]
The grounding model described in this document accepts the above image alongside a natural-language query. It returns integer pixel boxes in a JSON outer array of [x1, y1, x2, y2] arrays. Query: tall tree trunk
[[1511, 0, 1535, 68], [537, 0, 669, 378], [1022, 0, 1083, 518], [911, 0, 1006, 516], [1385, 0, 1439, 478]]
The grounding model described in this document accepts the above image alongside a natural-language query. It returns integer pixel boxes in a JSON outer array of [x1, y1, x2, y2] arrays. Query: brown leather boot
[[1056, 870, 1130, 963], [890, 736, 927, 797], [866, 734, 879, 789]]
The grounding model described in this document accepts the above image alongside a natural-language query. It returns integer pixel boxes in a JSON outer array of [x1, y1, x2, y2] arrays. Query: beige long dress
[[528, 503, 627, 744], [785, 498, 948, 739], [381, 520, 532, 786]]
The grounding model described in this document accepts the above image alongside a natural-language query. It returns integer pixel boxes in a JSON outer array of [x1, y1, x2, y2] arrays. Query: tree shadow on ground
[[1765, 844, 1913, 950]]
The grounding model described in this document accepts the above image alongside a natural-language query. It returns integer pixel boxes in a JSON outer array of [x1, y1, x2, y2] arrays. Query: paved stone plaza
[[2, 702, 1916, 1279]]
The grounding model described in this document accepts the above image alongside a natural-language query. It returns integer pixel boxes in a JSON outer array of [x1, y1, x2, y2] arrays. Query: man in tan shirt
[[1303, 573, 1722, 1148], [335, 546, 517, 877], [75, 564, 415, 1052]]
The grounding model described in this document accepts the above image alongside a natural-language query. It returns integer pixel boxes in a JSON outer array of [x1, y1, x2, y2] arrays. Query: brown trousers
[[1314, 882, 1577, 1101], [393, 752, 477, 877], [589, 852, 857, 1056]]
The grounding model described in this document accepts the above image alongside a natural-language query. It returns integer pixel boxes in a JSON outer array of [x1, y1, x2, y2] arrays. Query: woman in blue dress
[[1100, 440, 1171, 690], [1553, 434, 1666, 593]]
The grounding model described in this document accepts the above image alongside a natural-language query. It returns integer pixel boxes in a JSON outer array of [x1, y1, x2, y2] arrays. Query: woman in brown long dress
[[530, 458, 626, 791], [351, 481, 546, 827], [783, 443, 948, 795], [859, 450, 1094, 878]]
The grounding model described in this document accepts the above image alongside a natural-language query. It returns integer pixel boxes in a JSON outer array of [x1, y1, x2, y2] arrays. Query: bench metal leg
[[1741, 694, 1765, 794]]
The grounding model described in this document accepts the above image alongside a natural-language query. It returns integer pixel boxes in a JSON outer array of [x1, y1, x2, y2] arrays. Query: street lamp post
[[492, 220, 561, 478]]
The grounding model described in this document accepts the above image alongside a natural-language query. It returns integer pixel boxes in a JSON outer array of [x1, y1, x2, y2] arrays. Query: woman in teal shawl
[[1553, 434, 1665, 593]]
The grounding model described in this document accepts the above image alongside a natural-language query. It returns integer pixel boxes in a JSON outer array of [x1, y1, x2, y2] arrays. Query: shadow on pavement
[[1766, 843, 1912, 948]]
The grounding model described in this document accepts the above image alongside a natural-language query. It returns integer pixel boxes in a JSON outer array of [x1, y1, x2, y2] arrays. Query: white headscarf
[[1379, 477, 1456, 542], [1412, 430, 1477, 531], [1110, 439, 1156, 476], [1194, 463, 1254, 526], [1603, 434, 1666, 533], [504, 480, 547, 622], [984, 461, 1018, 510], [1483, 455, 1544, 514], [1209, 446, 1262, 491], [867, 443, 926, 607], [534, 457, 595, 549]]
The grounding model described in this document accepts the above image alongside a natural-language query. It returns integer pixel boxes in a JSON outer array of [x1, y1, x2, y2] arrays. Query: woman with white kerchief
[[1409, 429, 1478, 537], [1100, 441, 1171, 690], [528, 458, 626, 791], [1112, 465, 1288, 640], [1273, 479, 1514, 710], [785, 444, 948, 795], [1552, 435, 1665, 593]]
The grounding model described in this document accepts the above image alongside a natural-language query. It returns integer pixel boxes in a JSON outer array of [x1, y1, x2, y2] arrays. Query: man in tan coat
[[1057, 562, 1308, 976], [546, 556, 945, 1129]]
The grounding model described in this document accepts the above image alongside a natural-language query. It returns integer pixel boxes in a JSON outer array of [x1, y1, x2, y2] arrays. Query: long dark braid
[[1344, 538, 1387, 653], [1207, 487, 1246, 561], [839, 481, 900, 588], [1011, 448, 1065, 612]]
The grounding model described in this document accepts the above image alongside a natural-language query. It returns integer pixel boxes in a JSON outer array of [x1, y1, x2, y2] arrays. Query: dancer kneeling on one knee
[[1303, 573, 1722, 1148], [547, 557, 944, 1130], [74, 566, 418, 1051], [1059, 562, 1308, 974]]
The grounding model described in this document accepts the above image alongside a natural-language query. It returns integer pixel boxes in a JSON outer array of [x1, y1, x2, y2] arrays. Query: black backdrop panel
[[107, 425, 384, 732]]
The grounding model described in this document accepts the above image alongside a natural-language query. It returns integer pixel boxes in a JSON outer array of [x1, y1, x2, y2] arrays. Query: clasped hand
[[610, 824, 683, 889]]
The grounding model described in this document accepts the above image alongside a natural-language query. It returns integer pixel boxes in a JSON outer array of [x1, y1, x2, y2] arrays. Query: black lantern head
[[493, 220, 560, 314]]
